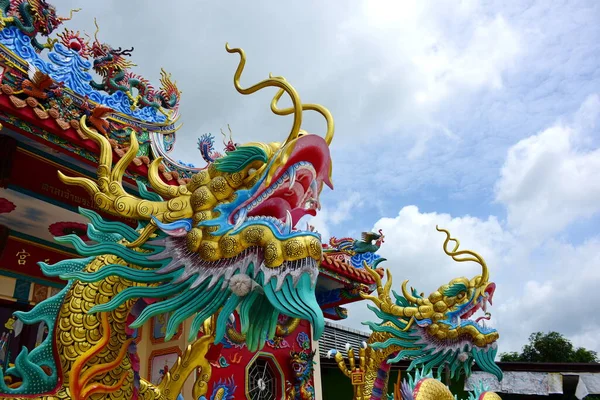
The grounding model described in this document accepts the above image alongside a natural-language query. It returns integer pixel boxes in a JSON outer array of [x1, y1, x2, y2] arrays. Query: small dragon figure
[[328, 227, 502, 400], [0, 0, 79, 51], [197, 126, 238, 167], [286, 350, 317, 400], [88, 20, 181, 113], [328, 229, 385, 256], [326, 230, 385, 269], [0, 44, 334, 400]]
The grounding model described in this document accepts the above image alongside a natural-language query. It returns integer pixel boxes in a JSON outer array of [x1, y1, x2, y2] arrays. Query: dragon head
[[89, 19, 136, 76], [289, 350, 316, 380], [361, 227, 502, 381], [59, 44, 334, 352], [30, 1, 79, 36]]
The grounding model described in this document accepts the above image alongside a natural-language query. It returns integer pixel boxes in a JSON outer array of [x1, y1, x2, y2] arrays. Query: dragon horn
[[59, 8, 81, 22], [436, 226, 489, 283], [226, 43, 302, 147], [401, 280, 419, 304], [58, 117, 193, 230], [93, 18, 100, 44], [270, 88, 334, 146]]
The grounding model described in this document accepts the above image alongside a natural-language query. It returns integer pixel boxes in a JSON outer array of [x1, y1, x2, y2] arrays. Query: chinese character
[[15, 249, 30, 265]]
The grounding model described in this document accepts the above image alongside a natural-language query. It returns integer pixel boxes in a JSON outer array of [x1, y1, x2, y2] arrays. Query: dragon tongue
[[291, 208, 316, 227]]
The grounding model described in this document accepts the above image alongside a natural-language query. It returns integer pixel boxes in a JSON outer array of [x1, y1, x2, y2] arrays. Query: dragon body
[[0, 44, 335, 400], [286, 350, 317, 400], [88, 39, 180, 112], [57, 19, 181, 113], [0, 0, 78, 51], [397, 369, 501, 400], [329, 228, 502, 400]]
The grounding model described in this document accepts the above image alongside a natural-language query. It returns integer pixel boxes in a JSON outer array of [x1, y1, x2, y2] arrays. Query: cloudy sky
[[58, 0, 600, 355]]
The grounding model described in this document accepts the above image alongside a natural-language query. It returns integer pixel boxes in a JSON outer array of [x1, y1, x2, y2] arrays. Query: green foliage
[[498, 352, 521, 362], [213, 145, 267, 173], [500, 331, 599, 363]]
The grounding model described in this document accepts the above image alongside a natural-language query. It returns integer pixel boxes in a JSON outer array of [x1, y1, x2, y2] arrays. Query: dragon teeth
[[282, 210, 293, 235], [310, 179, 318, 195], [289, 168, 297, 189]]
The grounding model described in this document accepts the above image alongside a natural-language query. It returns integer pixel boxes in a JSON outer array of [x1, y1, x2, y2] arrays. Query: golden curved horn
[[59, 117, 192, 232], [401, 280, 419, 304], [436, 226, 489, 283], [59, 8, 81, 22], [270, 88, 334, 146], [93, 18, 100, 44], [226, 43, 302, 148]]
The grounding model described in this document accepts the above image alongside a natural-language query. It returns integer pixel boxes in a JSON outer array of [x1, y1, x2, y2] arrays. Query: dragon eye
[[457, 292, 465, 299]]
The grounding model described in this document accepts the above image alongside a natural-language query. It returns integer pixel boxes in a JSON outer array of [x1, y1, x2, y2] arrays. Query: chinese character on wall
[[15, 249, 30, 265]]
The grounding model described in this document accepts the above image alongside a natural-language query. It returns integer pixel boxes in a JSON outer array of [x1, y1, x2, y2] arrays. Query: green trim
[[0, 269, 65, 289], [444, 282, 468, 297], [13, 279, 31, 303], [9, 229, 80, 256], [214, 145, 267, 173]]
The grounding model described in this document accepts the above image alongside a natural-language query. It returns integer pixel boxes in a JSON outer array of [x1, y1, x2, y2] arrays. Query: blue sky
[[61, 0, 600, 355]]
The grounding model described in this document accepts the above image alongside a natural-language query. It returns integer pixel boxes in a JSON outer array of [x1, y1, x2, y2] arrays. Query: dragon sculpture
[[0, 43, 334, 400], [394, 369, 501, 400], [328, 227, 502, 400], [326, 230, 385, 270], [286, 349, 317, 400], [327, 230, 385, 256], [0, 0, 79, 51], [197, 126, 238, 167], [87, 20, 181, 113]]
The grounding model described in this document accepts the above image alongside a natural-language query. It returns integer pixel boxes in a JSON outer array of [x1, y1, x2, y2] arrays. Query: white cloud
[[306, 191, 364, 241], [495, 94, 600, 239], [340, 1, 521, 111], [329, 192, 364, 224]]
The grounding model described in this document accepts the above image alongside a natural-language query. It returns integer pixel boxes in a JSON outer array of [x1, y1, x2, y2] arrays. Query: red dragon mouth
[[231, 134, 332, 234], [459, 283, 495, 320]]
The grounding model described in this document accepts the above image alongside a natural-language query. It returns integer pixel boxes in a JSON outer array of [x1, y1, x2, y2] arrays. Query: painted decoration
[[148, 347, 182, 385], [151, 313, 182, 344], [0, 198, 15, 214]]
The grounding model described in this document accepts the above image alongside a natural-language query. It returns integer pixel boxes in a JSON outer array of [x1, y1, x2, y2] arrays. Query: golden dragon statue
[[328, 228, 503, 400], [0, 44, 334, 399]]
